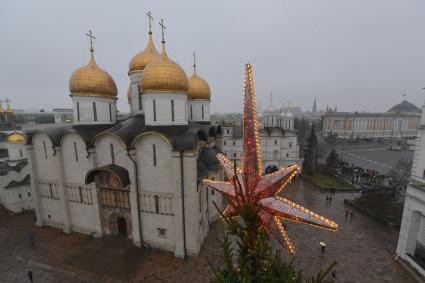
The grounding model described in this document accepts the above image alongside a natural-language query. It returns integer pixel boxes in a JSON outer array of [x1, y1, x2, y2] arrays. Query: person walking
[[27, 270, 33, 282], [350, 211, 354, 222], [320, 242, 326, 256], [331, 270, 336, 281], [29, 233, 34, 249]]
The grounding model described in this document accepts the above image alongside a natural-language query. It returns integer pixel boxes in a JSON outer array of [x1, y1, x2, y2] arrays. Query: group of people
[[345, 209, 355, 222]]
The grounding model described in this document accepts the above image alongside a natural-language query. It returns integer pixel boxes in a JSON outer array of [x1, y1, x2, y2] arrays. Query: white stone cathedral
[[26, 20, 223, 258]]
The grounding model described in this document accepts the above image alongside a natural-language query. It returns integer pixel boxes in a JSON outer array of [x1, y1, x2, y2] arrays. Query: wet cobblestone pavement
[[0, 179, 416, 282]]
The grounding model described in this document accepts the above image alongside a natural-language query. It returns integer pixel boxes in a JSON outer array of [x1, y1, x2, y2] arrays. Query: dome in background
[[388, 100, 420, 113], [128, 32, 160, 74], [127, 87, 132, 102], [7, 133, 26, 144]]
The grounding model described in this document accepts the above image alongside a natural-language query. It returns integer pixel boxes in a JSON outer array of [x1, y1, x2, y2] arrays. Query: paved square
[[0, 179, 416, 282]]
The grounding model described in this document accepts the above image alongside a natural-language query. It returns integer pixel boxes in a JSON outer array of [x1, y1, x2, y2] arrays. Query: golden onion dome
[[127, 87, 132, 102], [188, 70, 211, 100], [69, 50, 118, 99], [7, 133, 26, 144], [140, 44, 188, 94], [129, 32, 160, 74]]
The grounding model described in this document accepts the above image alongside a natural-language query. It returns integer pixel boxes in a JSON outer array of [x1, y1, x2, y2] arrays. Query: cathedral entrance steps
[[62, 236, 149, 280]]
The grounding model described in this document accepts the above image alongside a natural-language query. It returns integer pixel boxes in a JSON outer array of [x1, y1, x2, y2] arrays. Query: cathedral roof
[[197, 145, 221, 181], [4, 174, 30, 189], [0, 160, 27, 176], [388, 100, 420, 114], [27, 116, 221, 152], [27, 124, 112, 148], [97, 115, 218, 150]]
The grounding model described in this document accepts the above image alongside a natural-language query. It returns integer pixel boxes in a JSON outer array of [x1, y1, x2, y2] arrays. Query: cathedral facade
[[26, 21, 222, 258]]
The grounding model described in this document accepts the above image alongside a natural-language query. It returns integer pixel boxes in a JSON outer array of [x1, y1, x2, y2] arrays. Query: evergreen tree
[[302, 124, 319, 175], [209, 202, 335, 283], [326, 149, 338, 168], [294, 118, 310, 147]]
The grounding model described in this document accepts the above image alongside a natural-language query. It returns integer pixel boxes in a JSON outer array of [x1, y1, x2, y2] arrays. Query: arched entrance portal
[[117, 217, 127, 236], [85, 164, 132, 238]]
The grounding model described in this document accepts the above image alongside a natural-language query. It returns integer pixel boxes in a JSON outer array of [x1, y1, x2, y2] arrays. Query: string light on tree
[[203, 64, 338, 254]]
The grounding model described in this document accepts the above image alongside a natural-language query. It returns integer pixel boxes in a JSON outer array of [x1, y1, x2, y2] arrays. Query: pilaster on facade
[[25, 144, 44, 227], [128, 148, 142, 247], [55, 147, 72, 233]]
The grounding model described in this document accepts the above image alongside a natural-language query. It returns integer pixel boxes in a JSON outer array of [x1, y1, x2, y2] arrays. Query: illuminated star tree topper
[[203, 63, 338, 254]]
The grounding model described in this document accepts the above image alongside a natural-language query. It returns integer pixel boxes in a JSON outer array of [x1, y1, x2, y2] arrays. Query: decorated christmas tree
[[204, 64, 337, 282]]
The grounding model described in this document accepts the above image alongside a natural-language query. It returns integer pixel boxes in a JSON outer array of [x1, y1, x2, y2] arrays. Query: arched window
[[109, 103, 112, 121], [154, 195, 159, 214], [152, 144, 157, 166], [110, 143, 114, 164], [74, 142, 78, 161], [171, 100, 175, 121], [43, 141, 47, 159], [153, 99, 157, 121], [93, 102, 97, 121], [76, 102, 80, 121], [202, 104, 204, 120]]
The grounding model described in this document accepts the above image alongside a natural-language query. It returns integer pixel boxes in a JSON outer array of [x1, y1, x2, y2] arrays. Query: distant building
[[322, 100, 421, 139], [397, 100, 425, 277], [219, 99, 301, 171], [53, 108, 73, 123], [284, 97, 325, 126], [211, 112, 242, 126]]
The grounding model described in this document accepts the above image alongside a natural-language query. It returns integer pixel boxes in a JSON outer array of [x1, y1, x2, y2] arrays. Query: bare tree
[[388, 158, 412, 196]]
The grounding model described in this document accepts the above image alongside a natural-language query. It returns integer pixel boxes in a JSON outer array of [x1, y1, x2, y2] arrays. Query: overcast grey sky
[[1, 0, 425, 114]]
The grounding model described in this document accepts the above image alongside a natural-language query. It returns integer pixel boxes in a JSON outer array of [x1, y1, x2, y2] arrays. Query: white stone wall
[[188, 100, 210, 122], [61, 133, 101, 234], [72, 96, 117, 125], [134, 134, 176, 251], [142, 93, 188, 126], [31, 134, 64, 227]]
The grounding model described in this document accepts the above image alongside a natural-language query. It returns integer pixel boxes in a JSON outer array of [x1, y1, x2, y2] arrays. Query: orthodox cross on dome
[[203, 63, 338, 254], [85, 30, 96, 53], [146, 11, 153, 33], [159, 19, 166, 44], [193, 51, 197, 71]]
